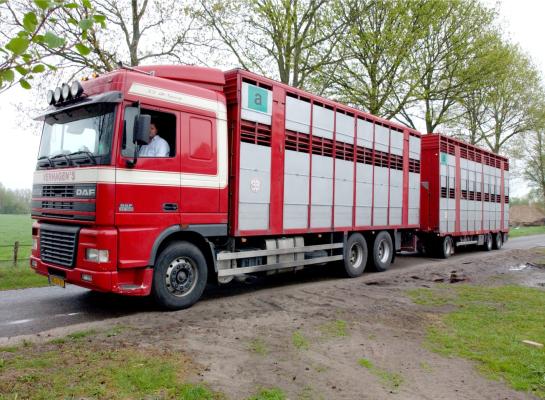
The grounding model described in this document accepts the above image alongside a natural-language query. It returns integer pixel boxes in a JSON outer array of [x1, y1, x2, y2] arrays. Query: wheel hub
[[349, 243, 363, 268], [378, 240, 390, 263], [165, 257, 197, 297]]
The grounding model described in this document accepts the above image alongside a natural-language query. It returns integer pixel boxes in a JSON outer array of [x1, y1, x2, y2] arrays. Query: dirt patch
[[4, 247, 545, 399], [510, 205, 545, 226]]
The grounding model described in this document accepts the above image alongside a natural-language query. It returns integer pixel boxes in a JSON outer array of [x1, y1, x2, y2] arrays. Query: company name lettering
[[43, 171, 76, 183]]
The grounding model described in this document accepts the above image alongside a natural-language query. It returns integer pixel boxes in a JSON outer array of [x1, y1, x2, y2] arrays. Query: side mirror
[[126, 114, 151, 168], [134, 114, 151, 145]]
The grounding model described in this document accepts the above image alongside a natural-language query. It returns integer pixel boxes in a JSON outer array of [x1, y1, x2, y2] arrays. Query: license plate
[[48, 275, 66, 288]]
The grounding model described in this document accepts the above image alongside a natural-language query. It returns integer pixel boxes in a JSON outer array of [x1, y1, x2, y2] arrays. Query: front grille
[[42, 200, 75, 210], [40, 225, 79, 267], [42, 185, 75, 198]]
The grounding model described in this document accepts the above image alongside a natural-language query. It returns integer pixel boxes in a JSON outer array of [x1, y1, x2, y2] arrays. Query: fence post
[[13, 241, 19, 267]]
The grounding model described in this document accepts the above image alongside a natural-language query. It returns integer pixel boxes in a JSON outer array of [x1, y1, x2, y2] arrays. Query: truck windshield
[[37, 103, 116, 168]]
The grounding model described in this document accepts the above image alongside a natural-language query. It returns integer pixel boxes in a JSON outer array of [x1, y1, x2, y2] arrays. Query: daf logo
[[76, 188, 96, 197]]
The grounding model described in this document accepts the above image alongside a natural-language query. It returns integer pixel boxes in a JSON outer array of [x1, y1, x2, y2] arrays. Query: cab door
[[116, 104, 181, 228]]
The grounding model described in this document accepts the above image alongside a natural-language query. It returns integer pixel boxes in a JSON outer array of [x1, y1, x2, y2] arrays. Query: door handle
[[162, 203, 178, 211]]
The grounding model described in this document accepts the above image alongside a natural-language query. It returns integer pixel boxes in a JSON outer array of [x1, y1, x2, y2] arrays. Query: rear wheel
[[342, 233, 368, 278], [370, 231, 393, 272], [482, 233, 492, 251], [438, 236, 453, 259], [152, 241, 208, 310], [493, 232, 503, 250]]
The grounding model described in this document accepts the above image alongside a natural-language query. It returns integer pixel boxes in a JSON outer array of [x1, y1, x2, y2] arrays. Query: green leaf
[[65, 2, 78, 8], [33, 34, 45, 44], [32, 64, 46, 73], [93, 14, 106, 23], [79, 18, 93, 30], [67, 17, 78, 25], [75, 43, 91, 55], [43, 31, 65, 48], [15, 66, 28, 75], [23, 12, 38, 32], [19, 79, 31, 89], [82, 0, 92, 8], [44, 63, 57, 71], [5, 37, 30, 55], [34, 0, 50, 10], [0, 69, 15, 82]]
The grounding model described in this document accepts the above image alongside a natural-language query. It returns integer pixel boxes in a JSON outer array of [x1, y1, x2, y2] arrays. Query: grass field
[[509, 225, 545, 238], [409, 285, 545, 398], [0, 214, 47, 290]]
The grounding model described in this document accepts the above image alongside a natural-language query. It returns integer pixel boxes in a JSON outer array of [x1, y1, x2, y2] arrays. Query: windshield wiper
[[37, 155, 53, 167], [67, 151, 97, 165], [49, 153, 73, 166]]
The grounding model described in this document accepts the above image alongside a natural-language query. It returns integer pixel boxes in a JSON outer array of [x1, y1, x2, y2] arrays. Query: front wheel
[[342, 233, 368, 278], [152, 241, 208, 310], [370, 231, 393, 272]]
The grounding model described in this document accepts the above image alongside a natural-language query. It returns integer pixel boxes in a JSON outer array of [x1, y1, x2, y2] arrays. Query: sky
[[0, 0, 542, 196]]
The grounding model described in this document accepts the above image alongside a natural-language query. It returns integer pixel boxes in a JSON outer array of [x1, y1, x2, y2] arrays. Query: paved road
[[1, 233, 543, 339]]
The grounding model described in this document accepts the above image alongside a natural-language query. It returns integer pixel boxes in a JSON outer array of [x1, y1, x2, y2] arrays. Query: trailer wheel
[[370, 231, 393, 272], [152, 241, 208, 310], [438, 236, 453, 259], [482, 233, 493, 251], [342, 233, 368, 278], [493, 232, 503, 250]]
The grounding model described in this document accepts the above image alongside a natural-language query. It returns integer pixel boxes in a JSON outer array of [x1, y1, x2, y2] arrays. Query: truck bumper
[[30, 256, 153, 296]]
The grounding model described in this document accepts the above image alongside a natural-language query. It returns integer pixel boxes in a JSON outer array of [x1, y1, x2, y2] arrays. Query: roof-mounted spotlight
[[53, 87, 62, 103], [46, 89, 55, 105], [70, 81, 84, 98], [61, 83, 71, 101]]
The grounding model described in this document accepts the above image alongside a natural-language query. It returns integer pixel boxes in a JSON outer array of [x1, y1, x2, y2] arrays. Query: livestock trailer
[[419, 134, 509, 258], [30, 65, 508, 310]]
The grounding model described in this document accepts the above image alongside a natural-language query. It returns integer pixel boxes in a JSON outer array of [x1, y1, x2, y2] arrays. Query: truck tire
[[342, 233, 368, 278], [370, 231, 393, 272], [493, 232, 503, 250], [152, 241, 208, 310], [482, 233, 492, 251], [438, 236, 453, 259]]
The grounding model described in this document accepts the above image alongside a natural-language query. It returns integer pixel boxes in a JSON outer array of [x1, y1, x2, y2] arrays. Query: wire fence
[[0, 242, 32, 266]]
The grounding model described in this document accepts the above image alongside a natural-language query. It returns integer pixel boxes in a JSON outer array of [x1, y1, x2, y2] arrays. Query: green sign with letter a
[[440, 152, 448, 165], [247, 85, 269, 113]]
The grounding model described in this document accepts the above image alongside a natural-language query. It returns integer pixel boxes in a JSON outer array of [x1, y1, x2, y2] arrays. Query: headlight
[[61, 83, 71, 101], [53, 87, 62, 103], [86, 248, 109, 263], [32, 238, 38, 251], [70, 81, 84, 98], [46, 90, 55, 105]]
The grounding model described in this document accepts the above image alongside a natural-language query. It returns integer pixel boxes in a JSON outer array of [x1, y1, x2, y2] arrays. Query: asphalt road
[[1, 233, 543, 339]]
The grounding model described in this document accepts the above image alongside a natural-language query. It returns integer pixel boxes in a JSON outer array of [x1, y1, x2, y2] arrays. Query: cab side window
[[122, 107, 176, 158]]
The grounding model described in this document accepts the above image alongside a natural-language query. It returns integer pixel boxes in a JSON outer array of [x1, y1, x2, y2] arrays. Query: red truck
[[30, 66, 509, 309]]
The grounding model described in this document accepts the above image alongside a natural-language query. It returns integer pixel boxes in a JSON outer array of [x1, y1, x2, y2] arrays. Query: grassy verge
[[509, 225, 545, 238], [0, 328, 293, 400], [0, 214, 32, 262], [0, 264, 48, 291], [0, 333, 223, 400], [408, 285, 545, 398]]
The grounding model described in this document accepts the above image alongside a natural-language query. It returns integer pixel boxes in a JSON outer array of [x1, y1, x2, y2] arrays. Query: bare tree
[[194, 0, 345, 91], [7, 0, 198, 76], [399, 0, 498, 133], [330, 0, 432, 118]]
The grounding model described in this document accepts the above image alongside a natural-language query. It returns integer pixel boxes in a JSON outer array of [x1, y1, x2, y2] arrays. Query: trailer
[[419, 134, 509, 258], [29, 65, 509, 310]]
